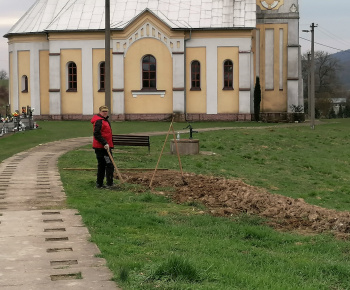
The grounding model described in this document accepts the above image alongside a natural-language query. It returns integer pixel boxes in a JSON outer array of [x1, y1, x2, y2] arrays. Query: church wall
[[113, 12, 185, 117], [217, 46, 239, 113], [60, 49, 83, 114], [186, 47, 207, 114], [255, 23, 288, 112], [124, 38, 173, 114], [92, 48, 111, 114], [18, 51, 31, 112], [47, 36, 106, 116], [256, 0, 301, 115], [275, 0, 298, 13], [186, 35, 253, 115], [7, 36, 49, 114], [39, 50, 50, 114]]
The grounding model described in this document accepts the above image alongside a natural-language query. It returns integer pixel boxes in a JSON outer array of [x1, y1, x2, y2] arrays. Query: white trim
[[279, 28, 283, 90], [239, 52, 252, 113], [132, 91, 165, 98], [82, 47, 93, 115], [265, 29, 274, 90], [117, 22, 183, 56], [206, 44, 218, 114], [113, 91, 125, 114]]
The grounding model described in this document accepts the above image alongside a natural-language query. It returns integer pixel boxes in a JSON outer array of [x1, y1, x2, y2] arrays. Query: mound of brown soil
[[124, 170, 350, 239]]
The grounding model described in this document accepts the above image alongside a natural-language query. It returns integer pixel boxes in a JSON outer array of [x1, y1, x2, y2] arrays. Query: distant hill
[[332, 49, 350, 90]]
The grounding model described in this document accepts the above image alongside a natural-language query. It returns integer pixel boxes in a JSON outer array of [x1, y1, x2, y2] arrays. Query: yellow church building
[[4, 0, 302, 121]]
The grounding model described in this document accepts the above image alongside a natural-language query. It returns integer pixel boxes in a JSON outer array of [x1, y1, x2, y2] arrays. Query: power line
[[300, 36, 350, 53], [317, 25, 350, 47]]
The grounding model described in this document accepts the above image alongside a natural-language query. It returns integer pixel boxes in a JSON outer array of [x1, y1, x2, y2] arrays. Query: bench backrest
[[112, 134, 150, 152]]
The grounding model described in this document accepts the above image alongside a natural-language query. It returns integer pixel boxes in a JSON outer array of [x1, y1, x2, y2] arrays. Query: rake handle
[[106, 149, 124, 183]]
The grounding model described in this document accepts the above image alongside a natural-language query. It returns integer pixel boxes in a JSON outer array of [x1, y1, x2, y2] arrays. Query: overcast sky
[[0, 0, 349, 74]]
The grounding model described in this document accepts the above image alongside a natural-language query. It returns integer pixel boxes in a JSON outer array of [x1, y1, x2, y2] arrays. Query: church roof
[[6, 0, 256, 36]]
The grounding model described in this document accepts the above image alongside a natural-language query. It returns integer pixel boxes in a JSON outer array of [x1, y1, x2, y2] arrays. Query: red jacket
[[91, 114, 114, 149]]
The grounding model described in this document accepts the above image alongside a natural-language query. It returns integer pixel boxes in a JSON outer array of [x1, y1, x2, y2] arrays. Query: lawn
[[2, 119, 350, 289]]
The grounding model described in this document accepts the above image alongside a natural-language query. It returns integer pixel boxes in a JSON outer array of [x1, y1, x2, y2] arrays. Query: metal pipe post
[[105, 0, 111, 110], [310, 23, 316, 130]]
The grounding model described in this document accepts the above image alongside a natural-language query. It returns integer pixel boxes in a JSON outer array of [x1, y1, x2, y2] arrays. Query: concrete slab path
[[0, 137, 120, 289]]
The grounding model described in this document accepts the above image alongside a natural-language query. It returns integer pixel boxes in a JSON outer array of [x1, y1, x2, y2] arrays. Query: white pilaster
[[173, 53, 185, 113], [9, 43, 18, 111], [265, 29, 274, 90], [279, 28, 284, 90], [82, 47, 93, 115], [239, 52, 252, 114], [255, 29, 260, 77], [112, 52, 125, 115], [31, 42, 49, 115], [206, 45, 217, 114], [49, 52, 61, 115]]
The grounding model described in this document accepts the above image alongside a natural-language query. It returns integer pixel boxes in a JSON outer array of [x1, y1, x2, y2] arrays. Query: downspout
[[184, 29, 192, 121]]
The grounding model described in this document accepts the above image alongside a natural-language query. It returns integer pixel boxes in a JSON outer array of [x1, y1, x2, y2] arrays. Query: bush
[[254, 76, 261, 122], [289, 104, 304, 122]]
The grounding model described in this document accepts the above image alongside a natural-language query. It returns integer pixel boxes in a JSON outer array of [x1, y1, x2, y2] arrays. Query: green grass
[[58, 164, 350, 289], [3, 119, 350, 289], [0, 119, 271, 163], [59, 168, 350, 289]]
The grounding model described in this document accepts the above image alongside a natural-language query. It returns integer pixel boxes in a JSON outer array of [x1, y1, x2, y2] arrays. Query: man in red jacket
[[91, 105, 114, 188]]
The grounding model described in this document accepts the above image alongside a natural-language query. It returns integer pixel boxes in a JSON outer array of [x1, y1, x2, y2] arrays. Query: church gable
[[114, 11, 185, 55]]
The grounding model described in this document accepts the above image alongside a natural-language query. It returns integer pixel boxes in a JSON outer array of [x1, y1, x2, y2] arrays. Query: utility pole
[[307, 52, 311, 118], [105, 0, 111, 110], [303, 23, 317, 129]]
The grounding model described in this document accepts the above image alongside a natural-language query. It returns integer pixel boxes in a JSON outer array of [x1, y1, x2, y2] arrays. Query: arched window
[[191, 61, 201, 90], [99, 62, 105, 91], [223, 60, 233, 90], [142, 55, 156, 90], [67, 62, 77, 91], [21, 75, 28, 92]]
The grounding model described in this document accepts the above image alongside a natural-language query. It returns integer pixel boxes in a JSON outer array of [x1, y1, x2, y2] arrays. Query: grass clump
[[149, 255, 201, 282]]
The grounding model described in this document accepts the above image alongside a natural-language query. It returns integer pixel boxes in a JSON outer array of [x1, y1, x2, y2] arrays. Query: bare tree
[[314, 51, 342, 94], [302, 51, 343, 94], [302, 51, 344, 118]]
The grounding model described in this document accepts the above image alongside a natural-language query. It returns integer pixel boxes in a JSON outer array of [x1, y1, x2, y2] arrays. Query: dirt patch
[[123, 170, 350, 239]]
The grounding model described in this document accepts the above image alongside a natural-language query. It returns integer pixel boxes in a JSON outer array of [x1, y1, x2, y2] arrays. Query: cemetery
[[0, 105, 37, 137]]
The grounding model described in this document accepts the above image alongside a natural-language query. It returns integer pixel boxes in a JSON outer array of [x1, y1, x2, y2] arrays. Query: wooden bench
[[112, 134, 150, 153]]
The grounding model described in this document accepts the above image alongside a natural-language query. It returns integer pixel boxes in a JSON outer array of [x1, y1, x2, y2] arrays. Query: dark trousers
[[95, 148, 114, 186]]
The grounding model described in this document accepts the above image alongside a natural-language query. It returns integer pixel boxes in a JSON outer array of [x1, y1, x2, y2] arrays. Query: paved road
[[0, 137, 120, 289]]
